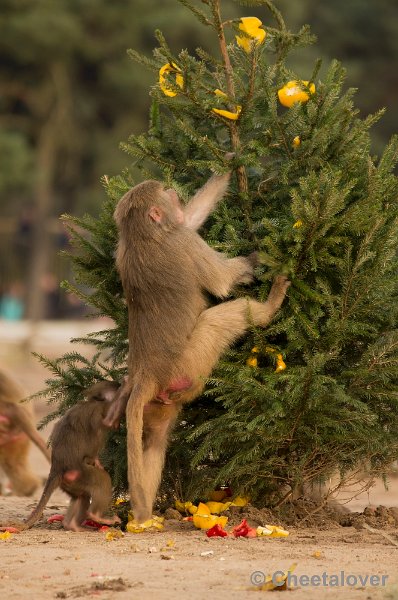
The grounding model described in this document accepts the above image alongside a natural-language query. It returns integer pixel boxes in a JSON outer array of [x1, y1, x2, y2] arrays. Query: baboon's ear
[[149, 206, 163, 223]]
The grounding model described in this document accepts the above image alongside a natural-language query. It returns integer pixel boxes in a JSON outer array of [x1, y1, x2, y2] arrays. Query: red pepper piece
[[206, 524, 228, 538], [0, 526, 20, 533], [47, 514, 64, 523], [82, 519, 103, 529], [231, 518, 257, 538]]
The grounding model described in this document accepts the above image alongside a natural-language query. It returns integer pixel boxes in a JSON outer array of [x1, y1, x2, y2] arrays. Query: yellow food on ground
[[126, 515, 164, 533], [114, 495, 129, 506], [230, 496, 249, 507], [205, 501, 231, 514], [256, 524, 289, 538], [105, 528, 124, 541], [175, 500, 197, 514], [193, 502, 229, 530], [256, 563, 297, 591]]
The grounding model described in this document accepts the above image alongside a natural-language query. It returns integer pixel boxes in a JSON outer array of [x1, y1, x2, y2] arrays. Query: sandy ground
[[1, 320, 398, 600]]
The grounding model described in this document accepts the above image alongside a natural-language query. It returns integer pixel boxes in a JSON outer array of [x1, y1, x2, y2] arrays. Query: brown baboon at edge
[[105, 169, 290, 523], [0, 369, 50, 496], [21, 381, 122, 532]]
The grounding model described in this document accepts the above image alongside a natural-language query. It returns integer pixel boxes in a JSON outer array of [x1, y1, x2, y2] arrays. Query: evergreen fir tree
[[36, 0, 398, 508]]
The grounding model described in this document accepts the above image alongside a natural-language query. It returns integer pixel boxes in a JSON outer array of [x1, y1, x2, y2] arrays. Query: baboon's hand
[[236, 256, 255, 285], [269, 275, 291, 300], [103, 416, 120, 430], [102, 409, 121, 430], [238, 252, 260, 284]]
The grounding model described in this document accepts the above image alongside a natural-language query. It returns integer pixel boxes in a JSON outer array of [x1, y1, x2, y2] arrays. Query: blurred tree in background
[[0, 0, 240, 318], [0, 0, 397, 319]]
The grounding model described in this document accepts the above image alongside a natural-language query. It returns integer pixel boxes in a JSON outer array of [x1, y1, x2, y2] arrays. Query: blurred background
[[0, 0, 397, 322]]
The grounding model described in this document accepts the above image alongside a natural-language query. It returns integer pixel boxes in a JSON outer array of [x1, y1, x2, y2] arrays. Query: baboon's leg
[[177, 276, 290, 401], [85, 467, 120, 526], [141, 402, 179, 515], [63, 495, 90, 532], [0, 438, 40, 496], [125, 379, 158, 523]]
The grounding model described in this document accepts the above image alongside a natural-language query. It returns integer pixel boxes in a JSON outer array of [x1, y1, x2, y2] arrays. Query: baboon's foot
[[266, 275, 291, 308], [62, 517, 86, 532], [86, 512, 121, 526]]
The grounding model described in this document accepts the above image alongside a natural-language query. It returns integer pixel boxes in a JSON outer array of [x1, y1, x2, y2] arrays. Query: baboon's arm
[[191, 235, 254, 298], [184, 172, 230, 231]]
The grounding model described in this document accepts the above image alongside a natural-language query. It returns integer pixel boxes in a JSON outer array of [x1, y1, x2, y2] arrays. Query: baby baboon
[[0, 369, 50, 496], [106, 169, 290, 523], [22, 380, 121, 531]]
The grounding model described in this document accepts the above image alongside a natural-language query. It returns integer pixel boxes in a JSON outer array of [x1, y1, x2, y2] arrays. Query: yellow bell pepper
[[230, 496, 249, 507], [175, 500, 197, 514], [256, 524, 289, 537], [126, 514, 164, 533], [192, 502, 228, 530], [293, 135, 301, 147], [205, 501, 231, 514], [105, 528, 124, 541], [236, 17, 266, 53], [212, 107, 241, 121], [257, 564, 296, 591], [247, 346, 259, 367], [159, 63, 184, 97], [275, 354, 287, 372], [212, 89, 241, 120], [278, 80, 315, 107], [246, 356, 258, 367]]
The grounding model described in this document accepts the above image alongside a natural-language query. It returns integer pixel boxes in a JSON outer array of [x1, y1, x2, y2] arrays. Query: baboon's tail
[[22, 472, 61, 530], [126, 379, 157, 523]]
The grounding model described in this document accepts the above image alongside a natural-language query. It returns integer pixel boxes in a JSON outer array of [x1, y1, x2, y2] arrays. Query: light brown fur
[[108, 172, 290, 522], [0, 369, 50, 496]]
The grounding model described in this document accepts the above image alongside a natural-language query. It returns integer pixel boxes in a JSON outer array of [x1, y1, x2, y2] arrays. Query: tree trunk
[[26, 63, 71, 322]]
